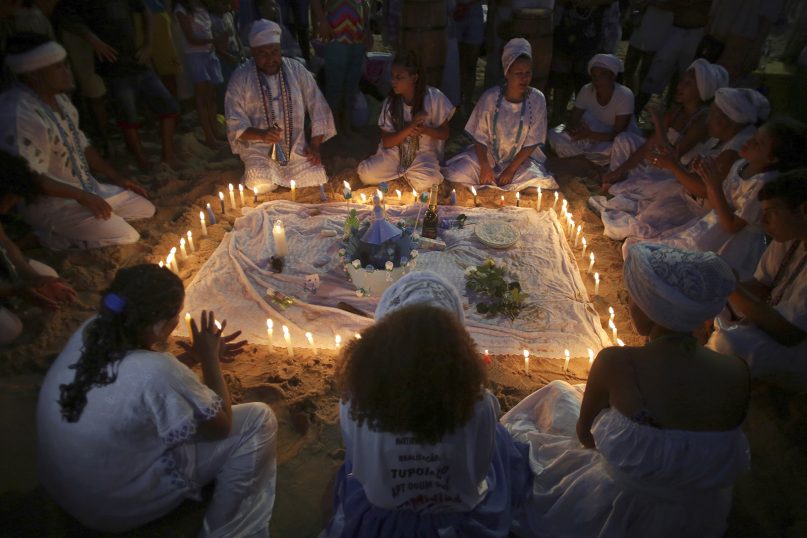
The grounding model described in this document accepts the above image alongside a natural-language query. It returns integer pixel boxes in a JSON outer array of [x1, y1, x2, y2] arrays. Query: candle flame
[[214, 320, 222, 331], [219, 192, 224, 200], [239, 184, 244, 192], [564, 349, 570, 358], [158, 260, 164, 267], [360, 193, 367, 203], [282, 325, 290, 336], [354, 333, 361, 339], [537, 186, 542, 194], [395, 189, 402, 199], [588, 348, 595, 362], [290, 179, 296, 189], [305, 332, 314, 344], [343, 180, 351, 190], [266, 318, 273, 330], [609, 306, 615, 319], [185, 312, 191, 321], [594, 272, 600, 282], [523, 349, 529, 358], [617, 338, 626, 347], [335, 334, 342, 348], [180, 237, 185, 247], [609, 319, 616, 330], [229, 183, 234, 192], [516, 192, 520, 199], [170, 247, 177, 255], [554, 191, 559, 200], [187, 230, 192, 239], [470, 186, 477, 196], [582, 237, 587, 247], [376, 190, 383, 201], [590, 252, 595, 262], [200, 211, 205, 221], [484, 349, 489, 355]]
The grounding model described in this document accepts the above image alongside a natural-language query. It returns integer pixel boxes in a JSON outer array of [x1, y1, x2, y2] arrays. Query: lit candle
[[568, 216, 575, 236], [470, 186, 477, 206], [290, 179, 296, 202], [537, 186, 542, 210], [238, 183, 245, 206], [158, 260, 164, 268], [343, 180, 352, 197], [581, 237, 587, 257], [199, 211, 208, 236], [282, 324, 294, 358], [561, 199, 567, 215], [594, 272, 600, 295], [206, 203, 217, 224], [450, 189, 457, 205], [574, 225, 582, 246], [553, 191, 559, 209], [272, 219, 288, 257], [588, 347, 595, 366], [305, 331, 317, 354], [483, 349, 491, 365], [229, 183, 236, 208], [376, 189, 383, 203], [214, 320, 222, 331], [253, 188, 258, 204], [617, 338, 626, 347], [218, 192, 226, 214], [499, 194, 505, 207], [185, 312, 192, 336], [515, 192, 520, 207], [266, 318, 274, 347], [354, 333, 362, 340], [396, 189, 402, 203], [523, 349, 530, 374], [179, 237, 188, 259], [360, 192, 367, 204], [609, 306, 615, 321], [334, 334, 342, 349], [412, 188, 418, 204], [187, 230, 195, 252], [169, 247, 179, 273], [564, 349, 571, 371], [609, 319, 617, 342], [587, 252, 595, 273]]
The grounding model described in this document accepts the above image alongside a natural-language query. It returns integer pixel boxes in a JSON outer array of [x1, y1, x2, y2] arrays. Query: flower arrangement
[[464, 259, 527, 321]]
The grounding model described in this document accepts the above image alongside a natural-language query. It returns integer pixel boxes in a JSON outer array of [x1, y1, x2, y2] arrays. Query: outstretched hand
[[177, 311, 248, 366]]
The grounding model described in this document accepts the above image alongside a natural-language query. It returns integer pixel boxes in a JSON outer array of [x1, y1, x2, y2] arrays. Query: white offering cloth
[[37, 319, 278, 536], [225, 58, 336, 192], [444, 86, 558, 192], [180, 201, 611, 357], [622, 160, 777, 279], [501, 380, 750, 538]]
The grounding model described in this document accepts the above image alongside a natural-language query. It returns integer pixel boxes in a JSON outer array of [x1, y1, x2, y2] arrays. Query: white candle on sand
[[523, 349, 530, 374], [200, 211, 208, 236], [273, 220, 288, 257], [412, 188, 417, 204], [354, 333, 362, 340], [360, 192, 367, 204], [564, 349, 571, 371], [470, 186, 477, 206], [574, 225, 582, 246], [158, 260, 164, 268], [587, 252, 595, 273], [499, 194, 505, 206], [218, 192, 226, 214], [305, 332, 317, 354], [290, 179, 296, 202], [516, 192, 520, 207], [561, 199, 567, 214], [239, 183, 245, 206], [334, 334, 342, 349], [229, 183, 236, 208], [617, 338, 626, 347], [214, 320, 222, 331], [179, 238, 188, 259], [609, 306, 615, 321], [581, 237, 587, 257], [588, 348, 595, 370], [537, 186, 542, 210], [553, 191, 559, 209], [185, 312, 192, 336], [282, 325, 294, 358], [169, 247, 179, 272], [396, 189, 402, 203], [594, 272, 600, 295], [266, 318, 274, 347], [609, 319, 617, 342], [187, 230, 195, 252]]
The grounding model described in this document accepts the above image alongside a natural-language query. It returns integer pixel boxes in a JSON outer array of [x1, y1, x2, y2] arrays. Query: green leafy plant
[[464, 259, 528, 321]]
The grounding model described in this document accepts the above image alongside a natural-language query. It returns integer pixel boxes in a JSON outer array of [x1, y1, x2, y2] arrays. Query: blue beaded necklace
[[491, 85, 530, 165]]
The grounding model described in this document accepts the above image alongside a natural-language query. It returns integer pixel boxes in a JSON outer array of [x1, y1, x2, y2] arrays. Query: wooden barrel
[[399, 0, 448, 88], [508, 8, 553, 91]]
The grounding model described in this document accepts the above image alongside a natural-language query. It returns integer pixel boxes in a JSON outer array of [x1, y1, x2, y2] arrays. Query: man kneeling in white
[[0, 35, 154, 251], [225, 19, 336, 194]]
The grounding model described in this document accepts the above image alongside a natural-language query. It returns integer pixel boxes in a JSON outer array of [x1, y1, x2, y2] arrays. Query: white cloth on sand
[[445, 86, 557, 192], [180, 201, 611, 356], [0, 259, 57, 345], [37, 319, 278, 536], [358, 86, 455, 192], [622, 160, 776, 279], [501, 380, 750, 538], [708, 239, 807, 383], [0, 86, 155, 250], [225, 58, 336, 193]]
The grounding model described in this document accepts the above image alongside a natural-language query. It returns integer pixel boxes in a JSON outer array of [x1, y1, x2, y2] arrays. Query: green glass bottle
[[421, 185, 439, 239]]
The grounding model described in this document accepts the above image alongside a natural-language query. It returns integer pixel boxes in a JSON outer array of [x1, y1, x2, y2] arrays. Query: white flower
[[355, 289, 364, 297], [351, 259, 361, 268], [385, 261, 394, 271], [464, 266, 477, 276], [338, 248, 346, 257], [410, 249, 419, 258]]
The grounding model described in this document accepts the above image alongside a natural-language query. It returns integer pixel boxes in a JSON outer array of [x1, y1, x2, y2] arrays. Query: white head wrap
[[501, 38, 532, 76], [624, 244, 735, 333], [375, 271, 465, 324], [714, 87, 770, 125], [5, 42, 67, 74], [587, 53, 623, 76], [248, 19, 282, 48], [687, 58, 729, 101]]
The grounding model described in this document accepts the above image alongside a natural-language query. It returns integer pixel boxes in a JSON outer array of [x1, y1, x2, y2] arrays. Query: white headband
[[588, 53, 623, 76], [502, 38, 531, 77], [375, 271, 465, 324], [249, 19, 282, 48], [5, 42, 67, 74], [687, 58, 729, 101], [714, 87, 770, 125]]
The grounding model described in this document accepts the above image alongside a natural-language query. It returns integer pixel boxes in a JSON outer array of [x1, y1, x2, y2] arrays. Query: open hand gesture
[[177, 310, 248, 366]]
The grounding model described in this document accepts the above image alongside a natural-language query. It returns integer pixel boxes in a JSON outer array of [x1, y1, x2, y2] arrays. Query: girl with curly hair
[[36, 264, 278, 536], [323, 271, 531, 537]]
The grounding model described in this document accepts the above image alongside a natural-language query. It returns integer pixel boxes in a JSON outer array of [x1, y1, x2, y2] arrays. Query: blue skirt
[[324, 423, 533, 538]]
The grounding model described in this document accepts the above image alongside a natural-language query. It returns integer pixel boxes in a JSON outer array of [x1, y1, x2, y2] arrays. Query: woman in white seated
[[444, 38, 557, 192], [502, 243, 750, 538], [323, 271, 531, 538], [357, 51, 455, 192], [37, 264, 278, 536], [547, 53, 639, 168]]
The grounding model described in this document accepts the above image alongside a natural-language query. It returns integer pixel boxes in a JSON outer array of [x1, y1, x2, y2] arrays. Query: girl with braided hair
[[37, 264, 278, 536]]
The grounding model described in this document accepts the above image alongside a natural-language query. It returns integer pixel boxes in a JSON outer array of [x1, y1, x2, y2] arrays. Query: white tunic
[[225, 58, 336, 192], [444, 86, 558, 192]]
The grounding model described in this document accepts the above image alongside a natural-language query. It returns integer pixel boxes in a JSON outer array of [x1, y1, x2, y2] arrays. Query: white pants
[[242, 152, 328, 194], [23, 183, 155, 250], [358, 147, 443, 192], [444, 148, 558, 192], [641, 26, 705, 95], [609, 131, 647, 171], [0, 259, 58, 345], [547, 128, 614, 167], [193, 402, 278, 538]]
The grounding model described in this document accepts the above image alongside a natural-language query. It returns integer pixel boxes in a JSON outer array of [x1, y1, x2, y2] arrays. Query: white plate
[[474, 222, 519, 249]]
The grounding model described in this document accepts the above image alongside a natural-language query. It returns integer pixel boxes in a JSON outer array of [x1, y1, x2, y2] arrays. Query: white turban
[[502, 38, 532, 76], [375, 271, 465, 324], [587, 53, 623, 76], [624, 244, 736, 333], [687, 58, 729, 101], [5, 42, 67, 74], [248, 19, 282, 48], [714, 87, 770, 125]]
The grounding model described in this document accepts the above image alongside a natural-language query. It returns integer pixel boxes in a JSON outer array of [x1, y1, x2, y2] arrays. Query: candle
[[412, 188, 418, 204], [588, 348, 595, 370], [581, 237, 587, 257], [214, 320, 222, 331], [343, 180, 352, 197], [282, 324, 294, 358], [228, 183, 236, 208], [354, 333, 361, 339], [206, 203, 217, 224], [179, 237, 188, 259], [239, 183, 245, 206], [564, 349, 571, 371], [450, 189, 457, 205], [617, 338, 626, 347], [561, 199, 567, 215], [334, 334, 342, 349], [290, 179, 296, 202], [594, 272, 600, 295], [185, 312, 192, 336], [553, 191, 559, 209], [158, 260, 164, 268], [199, 211, 208, 236], [187, 230, 195, 252], [376, 189, 383, 203], [253, 188, 258, 204], [609, 319, 617, 342], [470, 186, 477, 206], [523, 349, 530, 374], [499, 194, 505, 207], [319, 184, 327, 201], [360, 192, 367, 204], [218, 191, 225, 214], [574, 225, 582, 246], [272, 219, 288, 257], [169, 247, 179, 273], [587, 252, 595, 274], [537, 186, 542, 210], [483, 349, 491, 365], [266, 318, 274, 347], [515, 191, 520, 207], [609, 306, 615, 321], [396, 189, 402, 203], [305, 331, 317, 354], [568, 216, 575, 236]]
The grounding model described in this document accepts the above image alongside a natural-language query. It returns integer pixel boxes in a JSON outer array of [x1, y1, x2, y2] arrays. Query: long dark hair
[[58, 265, 185, 422], [385, 50, 427, 132]]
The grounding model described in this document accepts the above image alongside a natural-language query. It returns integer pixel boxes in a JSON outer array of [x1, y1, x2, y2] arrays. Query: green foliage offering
[[464, 259, 528, 321]]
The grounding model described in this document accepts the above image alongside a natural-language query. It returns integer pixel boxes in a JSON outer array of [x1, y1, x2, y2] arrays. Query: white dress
[[444, 86, 558, 192], [37, 319, 278, 536], [622, 160, 777, 279], [358, 86, 455, 192], [225, 58, 336, 193], [502, 380, 750, 538]]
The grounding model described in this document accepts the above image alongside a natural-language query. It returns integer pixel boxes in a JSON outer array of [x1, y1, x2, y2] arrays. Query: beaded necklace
[[21, 85, 96, 193], [256, 61, 292, 166], [769, 240, 807, 306], [491, 85, 530, 166], [391, 96, 419, 170]]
